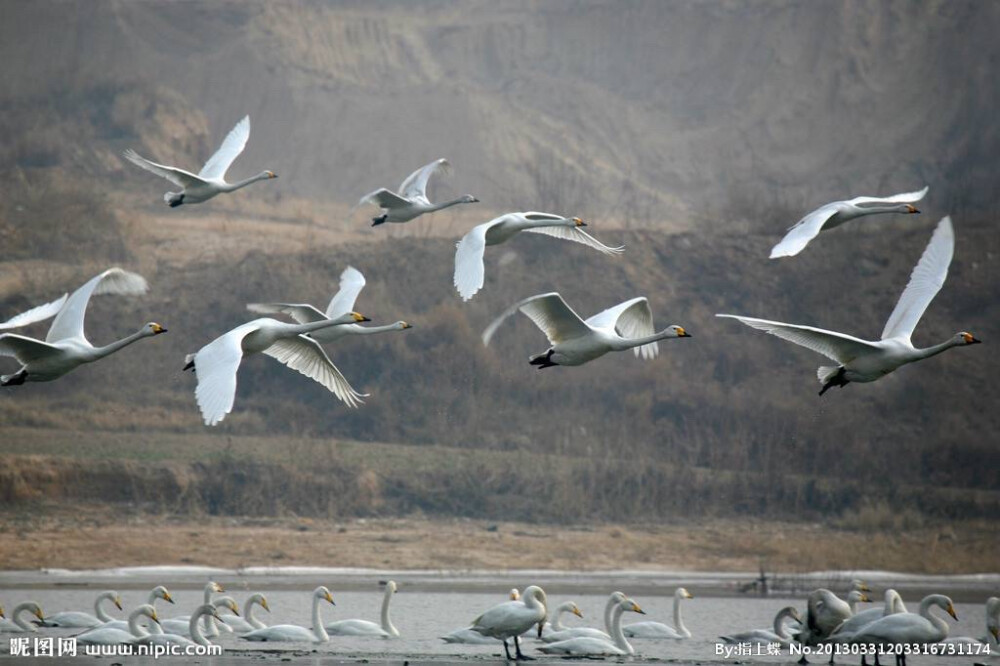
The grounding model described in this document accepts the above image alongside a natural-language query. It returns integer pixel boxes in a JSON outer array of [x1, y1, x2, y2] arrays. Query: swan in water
[[0, 293, 67, 331], [326, 580, 399, 637], [541, 591, 626, 643], [441, 588, 520, 644], [624, 587, 693, 639], [470, 585, 548, 660], [770, 186, 927, 258], [123, 115, 276, 207], [248, 266, 413, 344], [241, 586, 335, 643], [830, 589, 907, 640], [539, 597, 645, 657], [537, 601, 584, 637], [185, 311, 370, 426], [160, 584, 234, 637], [940, 596, 999, 650], [720, 606, 803, 646], [453, 212, 623, 301], [38, 591, 123, 629], [719, 217, 981, 395], [142, 605, 224, 648], [96, 586, 174, 635], [0, 603, 44, 633], [76, 605, 161, 646], [484, 292, 690, 369], [220, 594, 270, 633], [849, 594, 958, 665], [0, 268, 166, 386], [357, 158, 478, 226]]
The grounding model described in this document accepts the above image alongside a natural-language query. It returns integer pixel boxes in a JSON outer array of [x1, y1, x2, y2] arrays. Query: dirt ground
[[0, 506, 995, 574]]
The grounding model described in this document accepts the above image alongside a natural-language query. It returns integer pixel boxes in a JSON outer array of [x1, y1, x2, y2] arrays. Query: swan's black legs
[[819, 367, 849, 395], [529, 349, 557, 369], [513, 635, 533, 660], [0, 370, 27, 386], [168, 194, 185, 208], [501, 639, 513, 661], [371, 214, 388, 226]]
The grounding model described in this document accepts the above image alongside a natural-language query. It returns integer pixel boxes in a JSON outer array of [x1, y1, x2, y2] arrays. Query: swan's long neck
[[913, 338, 963, 361], [223, 172, 272, 192], [189, 607, 212, 647], [550, 604, 570, 632], [603, 594, 623, 634], [95, 594, 116, 623], [609, 605, 633, 655], [144, 591, 164, 634], [12, 604, 38, 632], [380, 587, 399, 637], [610, 329, 677, 352], [245, 597, 265, 630], [92, 329, 150, 360], [288, 318, 356, 337], [883, 589, 905, 616], [918, 597, 950, 641], [428, 197, 472, 213], [128, 609, 151, 638], [201, 585, 218, 637], [773, 609, 796, 641], [312, 593, 329, 642], [673, 591, 690, 638]]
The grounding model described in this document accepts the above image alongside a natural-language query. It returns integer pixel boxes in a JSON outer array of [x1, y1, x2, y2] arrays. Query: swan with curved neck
[[76, 605, 160, 645], [850, 593, 958, 663], [539, 601, 584, 636], [326, 580, 400, 637], [470, 585, 548, 660], [542, 591, 625, 643], [540, 597, 646, 656], [40, 591, 123, 628], [720, 606, 803, 645], [624, 587, 694, 639], [241, 586, 335, 643], [220, 594, 270, 633], [357, 158, 478, 226], [143, 604, 223, 648], [941, 596, 999, 649], [97, 586, 174, 635], [160, 586, 235, 637], [831, 589, 907, 640], [0, 603, 44, 633]]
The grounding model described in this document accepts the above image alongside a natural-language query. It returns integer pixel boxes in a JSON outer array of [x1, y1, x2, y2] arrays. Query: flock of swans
[[2, 581, 997, 664], [0, 114, 981, 422]]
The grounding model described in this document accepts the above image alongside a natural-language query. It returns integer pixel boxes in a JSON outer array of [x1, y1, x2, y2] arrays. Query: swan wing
[[521, 225, 625, 255], [241, 624, 314, 642], [454, 221, 497, 301], [769, 203, 841, 258], [850, 186, 929, 206], [325, 619, 387, 636], [539, 637, 624, 655], [716, 314, 878, 363], [623, 621, 684, 638], [123, 149, 206, 189], [0, 294, 68, 331], [357, 188, 411, 210], [246, 303, 327, 325], [198, 115, 250, 181], [880, 216, 953, 342], [45, 268, 149, 344], [399, 158, 450, 201], [586, 297, 658, 359], [193, 322, 258, 426], [485, 292, 592, 347], [325, 266, 367, 318], [262, 336, 367, 408]]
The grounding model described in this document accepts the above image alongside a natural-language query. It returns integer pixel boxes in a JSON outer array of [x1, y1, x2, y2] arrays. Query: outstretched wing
[[193, 322, 258, 427], [716, 314, 878, 363], [199, 115, 250, 181], [881, 216, 953, 342], [769, 203, 841, 259], [122, 149, 207, 189], [399, 158, 450, 202], [262, 336, 367, 408], [521, 224, 625, 255], [325, 266, 367, 318], [850, 186, 929, 206], [246, 302, 327, 325], [586, 297, 658, 359], [453, 221, 498, 301], [483, 292, 591, 347], [0, 294, 68, 331], [0, 333, 63, 365], [46, 269, 148, 344], [356, 188, 411, 210]]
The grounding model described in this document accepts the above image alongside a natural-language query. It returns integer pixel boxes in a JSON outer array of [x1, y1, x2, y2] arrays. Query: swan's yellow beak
[[990, 625, 999, 642], [215, 582, 225, 592], [572, 606, 583, 618], [632, 602, 646, 615], [267, 171, 277, 179], [860, 594, 871, 602], [325, 592, 335, 605], [151, 610, 160, 624], [114, 596, 123, 610], [163, 592, 174, 604], [573, 217, 586, 227], [0, 606, 5, 619], [351, 311, 371, 323], [677, 327, 690, 337], [34, 607, 45, 621], [230, 602, 240, 616], [152, 323, 166, 334], [906, 204, 919, 214], [401, 322, 413, 329], [946, 602, 958, 620], [261, 598, 271, 612], [685, 591, 694, 599]]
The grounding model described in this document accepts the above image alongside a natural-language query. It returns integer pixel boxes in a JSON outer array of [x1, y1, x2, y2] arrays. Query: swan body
[[220, 594, 270, 633], [850, 594, 958, 652], [186, 312, 370, 426], [39, 591, 123, 628], [96, 586, 174, 635], [484, 292, 689, 368], [0, 603, 44, 633], [0, 268, 165, 386], [161, 589, 236, 637], [624, 587, 693, 639], [123, 115, 276, 207], [770, 186, 927, 258], [719, 217, 981, 394], [77, 605, 159, 645], [247, 267, 413, 344], [358, 158, 477, 225], [541, 592, 625, 643], [0, 293, 67, 331], [441, 588, 520, 643], [326, 580, 399, 637], [453, 212, 623, 301], [831, 589, 907, 640], [539, 597, 645, 657], [241, 586, 335, 643], [798, 589, 854, 646], [142, 604, 222, 648], [720, 606, 803, 645], [471, 585, 548, 660]]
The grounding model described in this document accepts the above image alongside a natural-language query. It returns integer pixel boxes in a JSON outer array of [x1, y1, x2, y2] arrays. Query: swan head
[[397, 321, 413, 330], [677, 587, 694, 600], [620, 598, 645, 615], [385, 580, 398, 593], [461, 194, 479, 203], [256, 594, 271, 612], [351, 311, 371, 323], [847, 591, 871, 603], [209, 581, 225, 594], [153, 586, 174, 604], [850, 579, 870, 592], [568, 603, 583, 618], [264, 171, 278, 179], [905, 204, 919, 214], [670, 325, 691, 338], [216, 596, 240, 615], [959, 331, 981, 345], [571, 217, 586, 227], [112, 594, 123, 611], [509, 588, 520, 600], [315, 586, 335, 605], [142, 322, 168, 336]]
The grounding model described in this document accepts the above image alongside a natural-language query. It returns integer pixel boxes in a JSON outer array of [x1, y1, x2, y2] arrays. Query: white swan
[[160, 584, 234, 637], [39, 591, 123, 629], [537, 601, 584, 637], [123, 115, 276, 207], [142, 604, 223, 648], [542, 591, 626, 642], [0, 293, 67, 331], [539, 597, 645, 657], [0, 268, 165, 386], [719, 217, 981, 395], [829, 589, 902, 640], [326, 580, 399, 637], [941, 596, 999, 649], [220, 594, 270, 633], [0, 602, 44, 633], [76, 605, 160, 645], [770, 186, 927, 258], [441, 588, 520, 644], [850, 594, 958, 664], [797, 588, 855, 647], [624, 587, 693, 639], [248, 266, 413, 343], [357, 158, 477, 226], [470, 585, 548, 660], [96, 586, 174, 635], [241, 586, 335, 643], [720, 606, 803, 645], [484, 292, 690, 369], [185, 312, 370, 426], [453, 212, 624, 301]]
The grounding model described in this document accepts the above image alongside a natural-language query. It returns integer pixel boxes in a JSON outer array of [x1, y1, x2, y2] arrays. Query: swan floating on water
[[539, 597, 645, 656], [241, 586, 335, 643], [0, 603, 44, 633], [326, 581, 400, 637], [76, 605, 160, 646], [38, 591, 123, 629], [720, 605, 802, 646], [220, 594, 271, 634], [624, 587, 693, 639], [849, 594, 958, 666], [357, 158, 477, 226], [142, 604, 223, 648]]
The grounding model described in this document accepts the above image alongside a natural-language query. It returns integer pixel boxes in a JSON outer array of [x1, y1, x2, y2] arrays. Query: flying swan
[[0, 268, 166, 386], [483, 292, 690, 369], [357, 158, 478, 226], [325, 580, 399, 637], [241, 586, 336, 643], [123, 115, 276, 207], [185, 312, 371, 426], [770, 186, 927, 258], [719, 217, 981, 395], [248, 266, 413, 343], [0, 293, 67, 331]]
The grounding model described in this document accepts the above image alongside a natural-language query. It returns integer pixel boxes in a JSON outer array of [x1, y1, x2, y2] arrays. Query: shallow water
[[0, 570, 996, 664]]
